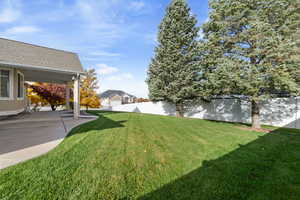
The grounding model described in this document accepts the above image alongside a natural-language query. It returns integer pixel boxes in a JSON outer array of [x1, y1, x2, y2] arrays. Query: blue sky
[[0, 0, 209, 97]]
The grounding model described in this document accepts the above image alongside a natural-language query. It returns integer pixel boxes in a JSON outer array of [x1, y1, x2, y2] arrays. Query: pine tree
[[147, 0, 201, 117], [202, 0, 300, 129]]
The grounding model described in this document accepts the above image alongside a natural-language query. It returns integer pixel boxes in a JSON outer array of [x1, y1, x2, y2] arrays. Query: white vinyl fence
[[104, 97, 300, 129]]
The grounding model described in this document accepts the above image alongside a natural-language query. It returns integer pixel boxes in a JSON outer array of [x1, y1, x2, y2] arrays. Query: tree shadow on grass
[[139, 127, 300, 200], [88, 110, 125, 115], [67, 111, 127, 137]]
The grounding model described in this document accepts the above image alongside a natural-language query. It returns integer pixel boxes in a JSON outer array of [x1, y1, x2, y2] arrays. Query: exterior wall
[[122, 95, 135, 104], [105, 98, 300, 129], [110, 100, 122, 107], [101, 96, 123, 107], [0, 68, 26, 116], [101, 98, 111, 107], [122, 95, 130, 104], [102, 95, 136, 107]]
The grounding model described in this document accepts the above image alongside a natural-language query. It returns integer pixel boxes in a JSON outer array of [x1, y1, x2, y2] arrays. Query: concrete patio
[[0, 111, 97, 169]]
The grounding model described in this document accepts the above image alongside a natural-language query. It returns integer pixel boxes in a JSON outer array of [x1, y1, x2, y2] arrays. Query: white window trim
[[0, 67, 14, 101], [17, 70, 25, 100]]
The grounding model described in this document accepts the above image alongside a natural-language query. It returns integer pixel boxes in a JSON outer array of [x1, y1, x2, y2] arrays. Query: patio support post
[[25, 83, 30, 112], [65, 82, 71, 110], [73, 74, 80, 120]]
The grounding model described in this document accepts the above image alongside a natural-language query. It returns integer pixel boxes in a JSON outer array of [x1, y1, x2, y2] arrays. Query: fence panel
[[106, 97, 300, 130]]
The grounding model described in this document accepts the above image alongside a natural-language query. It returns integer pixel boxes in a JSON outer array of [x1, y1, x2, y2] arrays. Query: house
[[0, 38, 84, 119], [109, 95, 123, 107], [100, 90, 136, 107]]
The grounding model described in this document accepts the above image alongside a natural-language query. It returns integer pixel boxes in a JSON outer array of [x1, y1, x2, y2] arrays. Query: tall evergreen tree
[[202, 0, 300, 129], [147, 0, 201, 117]]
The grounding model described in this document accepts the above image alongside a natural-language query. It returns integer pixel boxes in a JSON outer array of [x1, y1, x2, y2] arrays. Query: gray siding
[[0, 68, 26, 113]]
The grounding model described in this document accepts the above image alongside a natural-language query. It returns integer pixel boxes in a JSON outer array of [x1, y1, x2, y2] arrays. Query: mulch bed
[[237, 126, 273, 133]]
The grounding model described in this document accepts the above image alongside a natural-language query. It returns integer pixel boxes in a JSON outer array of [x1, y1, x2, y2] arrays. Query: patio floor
[[0, 111, 97, 169]]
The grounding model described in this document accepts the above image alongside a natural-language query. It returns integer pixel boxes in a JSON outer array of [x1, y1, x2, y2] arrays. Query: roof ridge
[[0, 37, 77, 55], [100, 90, 136, 98]]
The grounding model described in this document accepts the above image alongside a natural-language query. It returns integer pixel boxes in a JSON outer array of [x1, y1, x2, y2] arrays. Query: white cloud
[[75, 0, 122, 30], [90, 51, 121, 57], [0, 0, 22, 23], [107, 73, 134, 81], [0, 0, 149, 98], [5, 26, 41, 34], [83, 57, 102, 61], [0, 0, 136, 55], [96, 64, 119, 75], [129, 1, 145, 11], [71, 0, 133, 48], [76, 1, 94, 20], [0, 7, 20, 23]]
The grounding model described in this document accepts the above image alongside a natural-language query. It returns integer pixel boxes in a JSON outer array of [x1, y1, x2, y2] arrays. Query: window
[[17, 72, 24, 99], [0, 69, 11, 99]]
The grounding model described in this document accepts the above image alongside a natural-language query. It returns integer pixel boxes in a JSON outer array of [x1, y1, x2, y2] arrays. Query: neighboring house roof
[[100, 90, 136, 99], [0, 38, 83, 74]]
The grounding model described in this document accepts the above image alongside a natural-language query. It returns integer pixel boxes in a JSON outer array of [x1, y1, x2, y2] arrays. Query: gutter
[[0, 61, 85, 75]]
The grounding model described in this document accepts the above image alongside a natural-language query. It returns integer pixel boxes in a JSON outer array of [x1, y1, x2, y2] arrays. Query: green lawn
[[1, 111, 300, 200]]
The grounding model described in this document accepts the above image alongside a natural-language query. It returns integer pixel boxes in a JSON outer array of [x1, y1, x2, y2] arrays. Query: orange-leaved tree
[[135, 98, 150, 103], [80, 69, 101, 110], [27, 85, 48, 111], [28, 82, 66, 111]]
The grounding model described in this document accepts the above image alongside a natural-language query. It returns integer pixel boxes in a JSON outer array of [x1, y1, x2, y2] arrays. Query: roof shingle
[[0, 38, 83, 73]]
